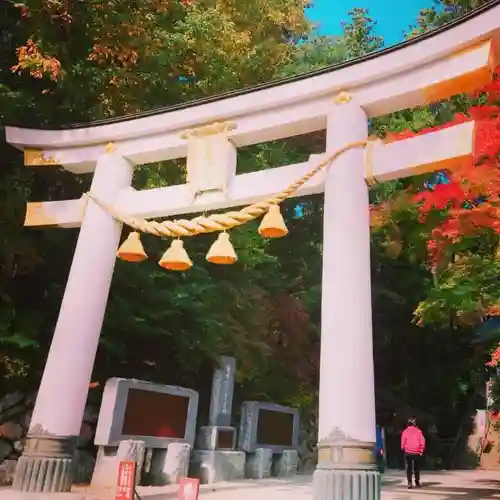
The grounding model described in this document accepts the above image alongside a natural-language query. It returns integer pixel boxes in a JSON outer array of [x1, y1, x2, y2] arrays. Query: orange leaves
[[486, 304, 500, 317], [154, 0, 172, 12], [41, 0, 73, 24], [370, 203, 391, 229], [11, 39, 62, 81], [86, 9, 157, 71], [370, 190, 414, 226], [472, 64, 500, 102], [486, 345, 500, 367], [88, 44, 139, 68]]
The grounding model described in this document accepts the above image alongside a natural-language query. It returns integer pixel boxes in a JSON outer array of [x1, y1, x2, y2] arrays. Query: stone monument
[[238, 401, 300, 479], [191, 357, 245, 483], [91, 378, 199, 489]]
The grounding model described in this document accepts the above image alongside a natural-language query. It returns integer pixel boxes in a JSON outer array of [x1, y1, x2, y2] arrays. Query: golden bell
[[116, 231, 148, 262], [159, 239, 193, 271], [206, 232, 237, 265], [258, 204, 289, 238]]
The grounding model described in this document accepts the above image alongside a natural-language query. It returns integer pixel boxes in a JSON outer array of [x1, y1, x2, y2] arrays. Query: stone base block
[[91, 440, 145, 490], [313, 439, 380, 500], [12, 456, 73, 493], [273, 449, 299, 477], [1, 459, 19, 487], [313, 468, 380, 500], [11, 435, 77, 493], [149, 442, 191, 485], [196, 426, 236, 451], [190, 450, 245, 484], [245, 448, 273, 479]]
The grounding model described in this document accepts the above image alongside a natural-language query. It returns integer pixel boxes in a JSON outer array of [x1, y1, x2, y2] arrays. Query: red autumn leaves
[[487, 345, 500, 368], [372, 65, 500, 272]]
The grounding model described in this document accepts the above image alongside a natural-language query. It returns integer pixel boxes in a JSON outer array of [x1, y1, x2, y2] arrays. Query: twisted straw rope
[[85, 140, 372, 238]]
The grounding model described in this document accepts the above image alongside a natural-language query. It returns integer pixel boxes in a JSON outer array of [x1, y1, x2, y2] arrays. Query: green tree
[[341, 8, 383, 58], [0, 0, 311, 396], [407, 0, 490, 38]]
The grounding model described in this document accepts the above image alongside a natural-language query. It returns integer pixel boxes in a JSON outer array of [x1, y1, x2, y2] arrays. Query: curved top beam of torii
[[5, 2, 500, 175]]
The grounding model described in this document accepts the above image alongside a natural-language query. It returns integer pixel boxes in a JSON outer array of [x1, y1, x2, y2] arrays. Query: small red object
[[178, 477, 200, 500], [115, 460, 136, 500]]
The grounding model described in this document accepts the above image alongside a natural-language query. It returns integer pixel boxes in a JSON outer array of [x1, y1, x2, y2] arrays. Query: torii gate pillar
[[313, 100, 379, 499], [12, 153, 133, 493]]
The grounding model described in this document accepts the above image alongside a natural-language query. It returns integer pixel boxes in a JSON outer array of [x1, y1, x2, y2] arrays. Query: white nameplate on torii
[[184, 130, 237, 201]]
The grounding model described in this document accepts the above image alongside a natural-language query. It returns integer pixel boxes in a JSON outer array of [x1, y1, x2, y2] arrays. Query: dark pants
[[376, 454, 385, 473], [405, 453, 421, 485]]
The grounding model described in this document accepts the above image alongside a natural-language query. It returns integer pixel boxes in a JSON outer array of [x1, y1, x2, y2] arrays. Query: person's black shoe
[[415, 483, 421, 488], [408, 484, 413, 489]]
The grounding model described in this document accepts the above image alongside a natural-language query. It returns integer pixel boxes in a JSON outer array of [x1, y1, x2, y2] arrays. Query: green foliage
[[407, 0, 491, 39], [414, 254, 500, 328], [277, 36, 347, 77], [341, 8, 384, 57], [6, 0, 310, 121]]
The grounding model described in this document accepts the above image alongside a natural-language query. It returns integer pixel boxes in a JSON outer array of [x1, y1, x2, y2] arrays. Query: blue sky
[[306, 0, 435, 46]]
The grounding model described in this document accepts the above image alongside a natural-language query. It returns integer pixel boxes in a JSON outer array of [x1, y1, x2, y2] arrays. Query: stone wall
[[0, 391, 100, 486]]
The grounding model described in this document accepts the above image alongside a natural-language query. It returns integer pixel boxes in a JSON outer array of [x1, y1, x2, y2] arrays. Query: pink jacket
[[401, 426, 425, 455]]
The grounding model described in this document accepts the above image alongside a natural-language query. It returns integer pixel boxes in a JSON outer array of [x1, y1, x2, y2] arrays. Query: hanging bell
[[206, 232, 237, 265], [159, 239, 193, 271], [258, 204, 289, 238], [116, 231, 148, 262]]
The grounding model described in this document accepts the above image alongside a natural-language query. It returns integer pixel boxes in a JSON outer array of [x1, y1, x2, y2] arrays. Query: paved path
[[4, 469, 500, 499], [133, 470, 500, 500]]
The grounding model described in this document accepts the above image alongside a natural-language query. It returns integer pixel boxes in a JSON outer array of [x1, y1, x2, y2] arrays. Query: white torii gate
[[5, 5, 500, 499]]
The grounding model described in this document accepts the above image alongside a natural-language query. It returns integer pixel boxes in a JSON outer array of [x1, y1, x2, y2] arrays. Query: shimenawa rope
[[84, 139, 377, 238]]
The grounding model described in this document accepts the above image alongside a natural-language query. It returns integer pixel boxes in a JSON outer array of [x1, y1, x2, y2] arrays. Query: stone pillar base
[[273, 449, 299, 477], [313, 468, 380, 500], [313, 440, 380, 500], [149, 443, 191, 485], [191, 450, 245, 484], [12, 436, 77, 493], [245, 448, 272, 479], [91, 440, 146, 490], [13, 456, 73, 493]]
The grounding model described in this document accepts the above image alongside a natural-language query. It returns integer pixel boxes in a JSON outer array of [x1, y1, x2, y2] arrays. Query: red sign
[[178, 477, 200, 500], [115, 460, 136, 500]]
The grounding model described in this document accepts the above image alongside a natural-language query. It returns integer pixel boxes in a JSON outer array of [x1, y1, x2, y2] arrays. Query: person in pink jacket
[[401, 417, 426, 489]]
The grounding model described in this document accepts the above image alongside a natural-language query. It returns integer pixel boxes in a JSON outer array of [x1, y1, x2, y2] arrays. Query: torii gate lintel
[[23, 119, 475, 229]]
